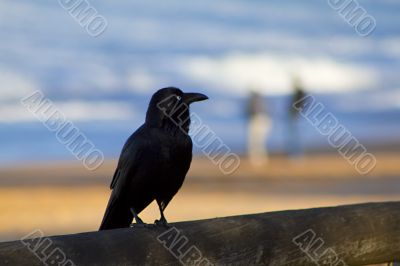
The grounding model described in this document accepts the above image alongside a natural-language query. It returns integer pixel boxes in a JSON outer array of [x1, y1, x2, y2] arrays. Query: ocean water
[[1, 94, 399, 166], [0, 0, 399, 164]]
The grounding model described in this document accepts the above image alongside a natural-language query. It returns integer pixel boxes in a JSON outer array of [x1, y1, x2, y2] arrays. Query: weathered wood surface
[[0, 201, 399, 266]]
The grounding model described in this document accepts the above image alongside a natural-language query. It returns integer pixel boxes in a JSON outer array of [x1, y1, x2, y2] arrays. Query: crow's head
[[146, 87, 208, 133]]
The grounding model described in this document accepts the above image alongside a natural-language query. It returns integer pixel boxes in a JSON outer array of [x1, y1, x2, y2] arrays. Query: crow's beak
[[183, 92, 209, 104]]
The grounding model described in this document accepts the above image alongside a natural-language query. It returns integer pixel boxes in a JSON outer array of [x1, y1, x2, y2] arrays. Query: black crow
[[99, 87, 208, 230]]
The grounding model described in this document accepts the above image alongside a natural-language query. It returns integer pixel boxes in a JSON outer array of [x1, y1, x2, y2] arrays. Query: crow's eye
[[176, 96, 182, 101]]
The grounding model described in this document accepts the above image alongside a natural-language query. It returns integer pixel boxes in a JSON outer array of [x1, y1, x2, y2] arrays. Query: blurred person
[[287, 75, 307, 158], [246, 90, 271, 166]]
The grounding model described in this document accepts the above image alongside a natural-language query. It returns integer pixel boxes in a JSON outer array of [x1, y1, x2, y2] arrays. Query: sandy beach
[[0, 153, 399, 243]]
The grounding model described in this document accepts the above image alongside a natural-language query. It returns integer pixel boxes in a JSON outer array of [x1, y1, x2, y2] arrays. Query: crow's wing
[[99, 127, 146, 230], [110, 128, 143, 189], [110, 168, 119, 189]]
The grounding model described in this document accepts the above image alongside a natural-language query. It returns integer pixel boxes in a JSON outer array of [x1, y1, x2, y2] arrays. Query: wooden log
[[0, 201, 399, 266]]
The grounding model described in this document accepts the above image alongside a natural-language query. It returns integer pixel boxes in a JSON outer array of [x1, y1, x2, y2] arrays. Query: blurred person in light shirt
[[246, 89, 271, 166]]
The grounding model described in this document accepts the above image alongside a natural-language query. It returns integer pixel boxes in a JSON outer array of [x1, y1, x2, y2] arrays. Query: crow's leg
[[155, 201, 169, 227], [130, 208, 144, 224]]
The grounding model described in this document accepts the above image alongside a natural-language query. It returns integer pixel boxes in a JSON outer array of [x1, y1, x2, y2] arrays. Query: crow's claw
[[154, 218, 170, 228]]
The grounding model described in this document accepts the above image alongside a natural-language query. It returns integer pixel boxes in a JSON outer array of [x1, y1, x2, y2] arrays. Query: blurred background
[[0, 0, 399, 250]]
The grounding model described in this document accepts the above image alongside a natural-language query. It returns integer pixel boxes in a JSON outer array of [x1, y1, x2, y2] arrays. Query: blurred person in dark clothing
[[287, 76, 307, 158]]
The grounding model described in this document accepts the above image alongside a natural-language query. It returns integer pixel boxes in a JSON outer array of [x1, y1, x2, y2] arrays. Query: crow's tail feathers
[[99, 195, 133, 231]]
